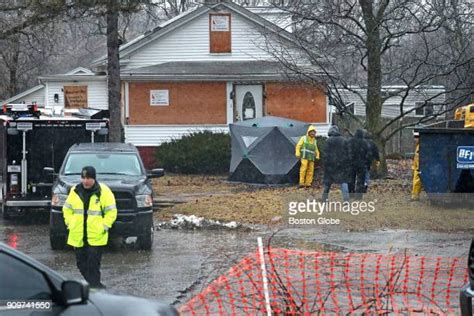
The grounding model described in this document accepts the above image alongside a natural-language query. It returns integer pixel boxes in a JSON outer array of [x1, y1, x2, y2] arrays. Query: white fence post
[[258, 237, 272, 316]]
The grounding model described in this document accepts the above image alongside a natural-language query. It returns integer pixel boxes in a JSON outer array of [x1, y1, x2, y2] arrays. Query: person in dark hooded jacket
[[348, 129, 369, 198], [321, 126, 351, 201], [363, 131, 380, 192]]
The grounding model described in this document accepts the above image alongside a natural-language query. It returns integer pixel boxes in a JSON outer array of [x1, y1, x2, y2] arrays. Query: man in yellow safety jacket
[[295, 125, 320, 187], [63, 166, 117, 288], [411, 132, 422, 201]]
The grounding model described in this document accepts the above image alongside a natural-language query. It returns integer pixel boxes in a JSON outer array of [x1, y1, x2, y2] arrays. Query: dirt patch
[[153, 161, 474, 232]]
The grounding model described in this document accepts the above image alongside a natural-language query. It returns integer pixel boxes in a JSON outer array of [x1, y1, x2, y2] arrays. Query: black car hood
[[56, 175, 150, 195], [88, 290, 178, 316]]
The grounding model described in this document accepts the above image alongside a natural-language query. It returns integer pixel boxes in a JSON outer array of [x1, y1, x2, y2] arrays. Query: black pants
[[74, 245, 104, 288], [349, 167, 366, 198]]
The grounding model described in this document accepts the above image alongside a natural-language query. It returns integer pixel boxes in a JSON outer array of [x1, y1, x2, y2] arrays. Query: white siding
[[125, 125, 229, 146], [124, 10, 284, 69], [125, 123, 330, 146], [45, 79, 108, 109], [312, 123, 330, 137], [335, 87, 446, 118]]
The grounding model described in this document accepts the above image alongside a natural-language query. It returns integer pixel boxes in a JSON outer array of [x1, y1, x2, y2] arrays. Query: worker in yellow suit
[[295, 125, 320, 187], [411, 131, 422, 200]]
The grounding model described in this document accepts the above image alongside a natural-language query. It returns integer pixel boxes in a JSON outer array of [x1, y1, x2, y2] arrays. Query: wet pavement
[[1, 212, 471, 306]]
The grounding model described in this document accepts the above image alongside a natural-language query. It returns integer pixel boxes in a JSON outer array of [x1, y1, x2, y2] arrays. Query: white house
[[5, 1, 331, 167], [38, 67, 108, 111], [1, 67, 108, 113], [332, 86, 447, 119]]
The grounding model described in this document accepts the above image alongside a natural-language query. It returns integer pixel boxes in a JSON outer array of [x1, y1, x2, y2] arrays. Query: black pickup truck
[[47, 143, 164, 250]]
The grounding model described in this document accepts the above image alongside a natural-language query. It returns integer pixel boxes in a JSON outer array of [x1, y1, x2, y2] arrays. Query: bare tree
[[265, 0, 473, 175], [104, 0, 122, 142], [0, 21, 69, 99], [155, 0, 199, 19], [0, 1, 74, 99], [0, 0, 158, 141], [0, 35, 20, 98], [67, 0, 157, 142], [0, 1, 73, 41]]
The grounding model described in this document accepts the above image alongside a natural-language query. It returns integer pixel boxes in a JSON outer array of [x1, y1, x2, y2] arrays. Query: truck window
[[63, 153, 143, 176]]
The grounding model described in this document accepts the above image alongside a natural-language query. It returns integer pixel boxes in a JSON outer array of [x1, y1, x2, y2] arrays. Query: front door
[[235, 85, 263, 121]]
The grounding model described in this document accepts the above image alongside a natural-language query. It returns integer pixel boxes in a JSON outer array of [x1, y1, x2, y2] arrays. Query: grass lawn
[[152, 171, 474, 232]]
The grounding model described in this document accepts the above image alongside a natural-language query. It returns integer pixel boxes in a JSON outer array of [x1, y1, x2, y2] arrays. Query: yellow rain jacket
[[412, 143, 422, 199], [296, 125, 320, 186], [295, 125, 320, 161], [412, 143, 420, 171], [63, 183, 117, 247]]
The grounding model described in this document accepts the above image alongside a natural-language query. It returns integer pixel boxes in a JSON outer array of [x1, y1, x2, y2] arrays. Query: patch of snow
[[157, 214, 248, 230]]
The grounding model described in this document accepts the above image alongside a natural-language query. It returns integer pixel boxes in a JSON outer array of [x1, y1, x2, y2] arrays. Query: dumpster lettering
[[457, 146, 474, 169]]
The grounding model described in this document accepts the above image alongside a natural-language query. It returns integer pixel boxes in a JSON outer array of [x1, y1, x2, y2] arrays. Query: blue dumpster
[[416, 120, 474, 205]]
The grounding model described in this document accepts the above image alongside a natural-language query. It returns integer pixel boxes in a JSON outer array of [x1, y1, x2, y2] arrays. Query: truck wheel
[[138, 225, 154, 250], [2, 204, 11, 220], [50, 232, 66, 250]]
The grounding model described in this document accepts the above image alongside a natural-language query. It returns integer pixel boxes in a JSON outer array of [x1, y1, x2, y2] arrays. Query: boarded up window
[[64, 86, 88, 108], [209, 14, 231, 53]]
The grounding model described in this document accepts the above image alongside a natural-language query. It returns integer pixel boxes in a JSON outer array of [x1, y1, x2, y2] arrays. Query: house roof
[[38, 66, 105, 82], [64, 67, 94, 75], [39, 74, 106, 82], [343, 85, 446, 91], [90, 0, 298, 67], [1, 85, 44, 105], [121, 60, 313, 81]]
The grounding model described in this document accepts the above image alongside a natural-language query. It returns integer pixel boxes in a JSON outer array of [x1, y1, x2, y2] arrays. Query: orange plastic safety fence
[[179, 248, 468, 315]]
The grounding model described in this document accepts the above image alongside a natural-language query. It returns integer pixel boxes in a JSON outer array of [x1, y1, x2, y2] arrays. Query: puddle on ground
[[1, 213, 471, 305]]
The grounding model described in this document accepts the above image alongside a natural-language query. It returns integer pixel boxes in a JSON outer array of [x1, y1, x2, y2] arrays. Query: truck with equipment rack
[[0, 103, 109, 219]]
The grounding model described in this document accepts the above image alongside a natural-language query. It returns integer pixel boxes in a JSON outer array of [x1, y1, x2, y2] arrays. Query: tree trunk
[[7, 36, 20, 98], [373, 136, 388, 177], [8, 65, 18, 98], [107, 0, 122, 142], [366, 47, 388, 175], [359, 0, 387, 175]]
